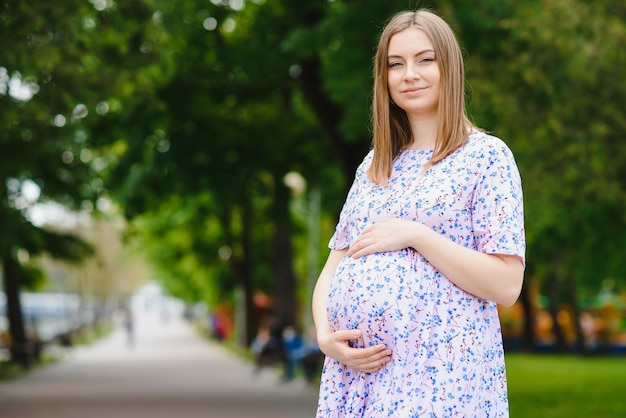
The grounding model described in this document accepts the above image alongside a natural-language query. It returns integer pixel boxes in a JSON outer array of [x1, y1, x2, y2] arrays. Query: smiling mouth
[[404, 87, 426, 93]]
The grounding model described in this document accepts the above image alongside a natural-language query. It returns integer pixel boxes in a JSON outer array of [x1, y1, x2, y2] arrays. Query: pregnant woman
[[312, 9, 525, 418]]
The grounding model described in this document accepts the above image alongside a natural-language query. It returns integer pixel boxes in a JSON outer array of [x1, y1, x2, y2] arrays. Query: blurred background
[[1, 0, 625, 417]]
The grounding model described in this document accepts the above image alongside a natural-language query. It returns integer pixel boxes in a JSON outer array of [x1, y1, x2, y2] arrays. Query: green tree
[[454, 0, 626, 351], [89, 1, 313, 342], [5, 0, 624, 357], [0, 0, 165, 365]]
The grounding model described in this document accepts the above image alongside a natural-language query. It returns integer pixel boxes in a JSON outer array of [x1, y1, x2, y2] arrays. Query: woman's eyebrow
[[387, 49, 436, 59]]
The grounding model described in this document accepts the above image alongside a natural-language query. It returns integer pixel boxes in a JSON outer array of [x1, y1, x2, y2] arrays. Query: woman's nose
[[403, 64, 420, 80]]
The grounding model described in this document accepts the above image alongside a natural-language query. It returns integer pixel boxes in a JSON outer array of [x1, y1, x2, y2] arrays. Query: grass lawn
[[506, 354, 626, 417]]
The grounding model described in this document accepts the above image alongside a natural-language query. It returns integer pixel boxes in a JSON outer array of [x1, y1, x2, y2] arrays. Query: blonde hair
[[369, 9, 476, 185]]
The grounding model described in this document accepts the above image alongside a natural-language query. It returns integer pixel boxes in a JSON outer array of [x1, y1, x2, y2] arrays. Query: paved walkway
[[0, 308, 319, 418]]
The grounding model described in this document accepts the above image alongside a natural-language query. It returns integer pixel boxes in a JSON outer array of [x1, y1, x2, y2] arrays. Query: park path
[[0, 306, 319, 418]]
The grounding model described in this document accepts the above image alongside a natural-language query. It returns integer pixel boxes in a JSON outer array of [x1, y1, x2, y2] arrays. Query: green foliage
[[455, 0, 626, 297], [0, 0, 165, 229], [0, 0, 168, 361], [127, 193, 234, 306], [313, 1, 399, 141], [16, 264, 46, 291], [2, 0, 625, 331]]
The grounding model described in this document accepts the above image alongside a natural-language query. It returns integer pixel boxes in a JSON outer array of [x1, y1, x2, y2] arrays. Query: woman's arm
[[312, 249, 392, 372], [311, 250, 345, 340], [346, 219, 524, 307]]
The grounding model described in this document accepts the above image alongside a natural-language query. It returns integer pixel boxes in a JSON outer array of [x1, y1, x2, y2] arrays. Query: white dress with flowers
[[316, 131, 525, 417]]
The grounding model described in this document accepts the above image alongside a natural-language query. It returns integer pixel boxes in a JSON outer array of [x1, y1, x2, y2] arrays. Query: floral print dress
[[316, 131, 525, 418]]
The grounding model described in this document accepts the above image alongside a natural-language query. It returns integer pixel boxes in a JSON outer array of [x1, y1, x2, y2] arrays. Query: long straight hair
[[369, 9, 476, 185]]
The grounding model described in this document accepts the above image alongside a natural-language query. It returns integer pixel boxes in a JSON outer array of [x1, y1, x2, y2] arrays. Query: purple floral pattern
[[316, 132, 525, 417]]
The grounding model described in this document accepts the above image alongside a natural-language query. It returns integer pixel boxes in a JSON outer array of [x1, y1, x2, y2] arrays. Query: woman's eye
[[388, 62, 402, 68], [420, 57, 435, 63]]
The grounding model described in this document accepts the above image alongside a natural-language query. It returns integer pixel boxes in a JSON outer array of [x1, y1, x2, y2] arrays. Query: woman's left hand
[[347, 218, 420, 258]]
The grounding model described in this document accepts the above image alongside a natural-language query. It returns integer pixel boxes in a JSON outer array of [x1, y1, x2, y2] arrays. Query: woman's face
[[386, 28, 441, 120]]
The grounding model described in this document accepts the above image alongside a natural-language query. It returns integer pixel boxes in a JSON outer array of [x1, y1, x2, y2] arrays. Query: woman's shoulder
[[464, 130, 515, 159], [356, 149, 375, 174]]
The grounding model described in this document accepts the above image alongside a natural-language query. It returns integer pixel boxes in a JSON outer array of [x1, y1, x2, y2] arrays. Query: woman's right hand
[[317, 328, 392, 373], [313, 250, 390, 373]]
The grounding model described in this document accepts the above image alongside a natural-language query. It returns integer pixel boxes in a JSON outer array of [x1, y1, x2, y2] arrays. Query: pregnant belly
[[327, 249, 442, 350]]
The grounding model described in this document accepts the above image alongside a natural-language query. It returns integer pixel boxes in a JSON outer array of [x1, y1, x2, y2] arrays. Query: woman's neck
[[407, 115, 438, 150]]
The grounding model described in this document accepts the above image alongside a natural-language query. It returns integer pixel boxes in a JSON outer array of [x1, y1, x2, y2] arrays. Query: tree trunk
[[298, 57, 369, 183], [282, 0, 370, 183], [273, 220, 297, 329], [546, 271, 568, 352], [565, 274, 588, 355], [222, 205, 256, 347], [2, 254, 32, 368], [271, 181, 298, 330], [240, 206, 256, 346], [518, 278, 536, 352], [230, 255, 255, 348]]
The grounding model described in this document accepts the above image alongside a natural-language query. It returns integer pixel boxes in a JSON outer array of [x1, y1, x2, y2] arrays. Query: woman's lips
[[403, 87, 426, 94]]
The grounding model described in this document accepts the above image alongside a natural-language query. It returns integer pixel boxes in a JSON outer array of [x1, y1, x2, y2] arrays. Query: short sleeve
[[328, 152, 372, 250], [471, 138, 525, 263]]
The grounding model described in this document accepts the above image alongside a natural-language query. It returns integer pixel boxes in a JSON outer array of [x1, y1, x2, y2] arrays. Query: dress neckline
[[402, 148, 434, 154]]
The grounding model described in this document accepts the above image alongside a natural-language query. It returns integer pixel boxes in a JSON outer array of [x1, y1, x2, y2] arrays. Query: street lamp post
[[283, 172, 321, 332]]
